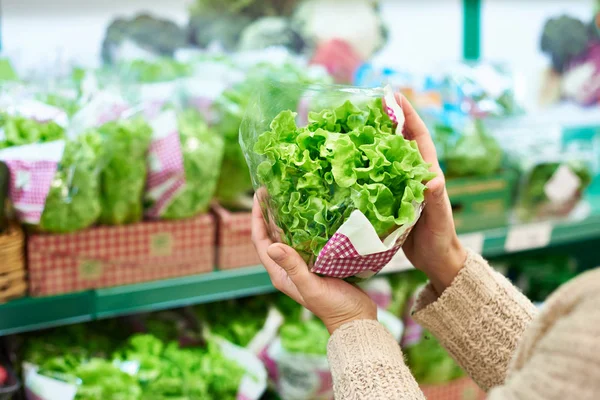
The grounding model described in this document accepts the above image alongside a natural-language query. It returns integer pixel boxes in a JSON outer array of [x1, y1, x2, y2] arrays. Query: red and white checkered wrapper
[[0, 140, 65, 224], [213, 203, 261, 270], [27, 214, 215, 296], [311, 206, 422, 280], [145, 110, 186, 218]]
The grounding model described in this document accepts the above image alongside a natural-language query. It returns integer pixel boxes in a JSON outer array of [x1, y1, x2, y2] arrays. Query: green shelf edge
[[1, 211, 599, 336], [94, 266, 275, 319]]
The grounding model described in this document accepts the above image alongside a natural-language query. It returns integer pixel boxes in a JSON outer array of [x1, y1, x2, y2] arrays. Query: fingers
[[396, 93, 442, 175], [251, 197, 305, 304], [267, 243, 320, 296]]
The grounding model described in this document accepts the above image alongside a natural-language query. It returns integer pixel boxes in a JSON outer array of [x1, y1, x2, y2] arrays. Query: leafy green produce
[[161, 109, 224, 219], [72, 359, 142, 400], [404, 332, 464, 385], [39, 130, 103, 233], [122, 59, 192, 84], [214, 63, 327, 209], [99, 116, 152, 225], [517, 161, 592, 221], [0, 113, 64, 149], [280, 319, 329, 356], [249, 98, 434, 258], [195, 296, 270, 347], [39, 93, 81, 117], [435, 119, 503, 178]]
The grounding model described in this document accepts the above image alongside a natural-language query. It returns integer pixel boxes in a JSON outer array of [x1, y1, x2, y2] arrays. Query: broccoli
[[102, 14, 188, 64], [541, 15, 590, 73]]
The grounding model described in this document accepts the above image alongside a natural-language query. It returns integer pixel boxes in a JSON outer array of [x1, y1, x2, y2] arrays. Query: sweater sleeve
[[327, 320, 425, 400], [412, 250, 537, 391]]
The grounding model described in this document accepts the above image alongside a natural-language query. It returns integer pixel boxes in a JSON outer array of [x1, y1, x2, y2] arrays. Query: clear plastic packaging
[[240, 83, 434, 280]]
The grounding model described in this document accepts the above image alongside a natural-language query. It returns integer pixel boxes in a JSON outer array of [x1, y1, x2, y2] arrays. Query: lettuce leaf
[[0, 113, 64, 149], [161, 109, 224, 219], [99, 116, 152, 225], [39, 130, 103, 233], [252, 99, 435, 258], [279, 319, 329, 356]]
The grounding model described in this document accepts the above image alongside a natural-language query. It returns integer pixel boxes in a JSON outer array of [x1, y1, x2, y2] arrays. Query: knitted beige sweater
[[328, 250, 600, 399]]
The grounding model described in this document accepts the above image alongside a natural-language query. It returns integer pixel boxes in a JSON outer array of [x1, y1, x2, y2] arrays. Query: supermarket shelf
[[1, 211, 600, 336], [95, 266, 274, 319], [0, 292, 94, 336]]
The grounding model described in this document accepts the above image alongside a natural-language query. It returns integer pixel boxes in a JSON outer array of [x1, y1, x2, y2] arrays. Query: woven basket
[[0, 225, 26, 302]]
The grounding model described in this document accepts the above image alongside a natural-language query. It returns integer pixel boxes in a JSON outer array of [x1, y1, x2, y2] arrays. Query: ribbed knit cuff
[[411, 249, 537, 391], [328, 320, 425, 399]]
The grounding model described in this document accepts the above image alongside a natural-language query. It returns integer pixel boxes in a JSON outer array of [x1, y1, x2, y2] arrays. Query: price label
[[505, 223, 553, 252], [458, 233, 485, 254]]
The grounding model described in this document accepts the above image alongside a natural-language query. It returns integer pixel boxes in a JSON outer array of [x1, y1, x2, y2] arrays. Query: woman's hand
[[251, 197, 377, 334], [398, 94, 467, 294]]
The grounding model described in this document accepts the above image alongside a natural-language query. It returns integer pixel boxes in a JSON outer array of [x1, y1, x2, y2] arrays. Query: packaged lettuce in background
[[99, 114, 152, 225], [213, 62, 330, 209], [0, 98, 67, 149], [241, 83, 434, 280], [0, 99, 105, 233], [145, 108, 224, 220], [516, 159, 593, 222], [38, 129, 103, 233]]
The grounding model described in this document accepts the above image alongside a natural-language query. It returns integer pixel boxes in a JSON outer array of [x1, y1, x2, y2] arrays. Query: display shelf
[[94, 265, 274, 319], [1, 210, 599, 336], [0, 292, 94, 336]]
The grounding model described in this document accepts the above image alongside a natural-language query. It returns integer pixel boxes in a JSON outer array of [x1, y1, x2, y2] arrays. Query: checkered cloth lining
[[27, 214, 215, 296], [385, 105, 399, 124], [213, 204, 260, 270], [312, 232, 403, 278], [146, 130, 186, 218], [420, 377, 486, 400], [4, 160, 58, 224]]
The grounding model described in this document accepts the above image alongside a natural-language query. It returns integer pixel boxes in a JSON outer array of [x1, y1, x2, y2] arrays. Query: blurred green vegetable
[[405, 332, 464, 385], [435, 119, 503, 178], [196, 296, 270, 347], [99, 116, 152, 225], [39, 131, 103, 233], [280, 319, 329, 356], [122, 59, 192, 84], [517, 161, 592, 221], [0, 113, 64, 149], [161, 109, 224, 219]]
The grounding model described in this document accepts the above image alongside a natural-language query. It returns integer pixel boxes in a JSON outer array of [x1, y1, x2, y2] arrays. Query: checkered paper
[[146, 111, 186, 218], [311, 208, 418, 280], [27, 214, 215, 296], [213, 203, 261, 270]]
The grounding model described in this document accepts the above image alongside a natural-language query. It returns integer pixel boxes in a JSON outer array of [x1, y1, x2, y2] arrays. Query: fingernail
[[267, 244, 286, 262]]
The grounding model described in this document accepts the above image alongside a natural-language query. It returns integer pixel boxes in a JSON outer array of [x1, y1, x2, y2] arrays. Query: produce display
[[243, 91, 434, 263], [98, 116, 153, 225]]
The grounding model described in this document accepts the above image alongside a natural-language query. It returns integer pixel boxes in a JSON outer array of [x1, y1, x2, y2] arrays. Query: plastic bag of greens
[[433, 112, 503, 178], [259, 307, 403, 400], [516, 157, 593, 222], [240, 83, 434, 280], [144, 108, 224, 219], [214, 62, 330, 209], [0, 101, 105, 233]]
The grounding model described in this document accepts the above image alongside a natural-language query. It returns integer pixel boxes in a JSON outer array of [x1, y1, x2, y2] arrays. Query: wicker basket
[[0, 225, 26, 302]]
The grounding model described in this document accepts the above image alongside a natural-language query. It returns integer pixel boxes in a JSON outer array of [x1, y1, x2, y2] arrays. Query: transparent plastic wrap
[[144, 107, 224, 220], [516, 156, 593, 222], [240, 83, 435, 280], [0, 96, 104, 233]]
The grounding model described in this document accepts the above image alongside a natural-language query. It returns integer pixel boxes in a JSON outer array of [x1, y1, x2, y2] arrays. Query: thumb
[[267, 243, 314, 291], [423, 176, 453, 227]]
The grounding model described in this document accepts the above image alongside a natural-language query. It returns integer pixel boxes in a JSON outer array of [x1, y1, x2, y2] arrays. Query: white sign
[[505, 222, 553, 252]]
